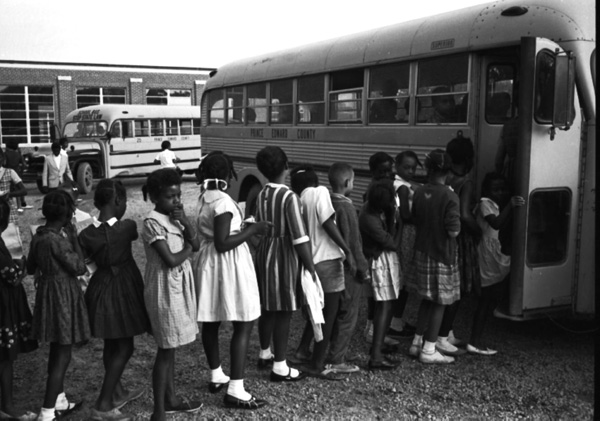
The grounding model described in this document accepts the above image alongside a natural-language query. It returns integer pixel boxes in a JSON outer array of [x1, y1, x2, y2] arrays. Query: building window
[[146, 89, 192, 105], [0, 85, 54, 144], [76, 87, 126, 108]]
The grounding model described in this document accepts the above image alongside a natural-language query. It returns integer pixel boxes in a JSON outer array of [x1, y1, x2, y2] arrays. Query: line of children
[[3, 141, 524, 418]]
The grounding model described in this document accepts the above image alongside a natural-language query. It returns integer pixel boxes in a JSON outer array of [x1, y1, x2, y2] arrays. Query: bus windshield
[[64, 121, 108, 138]]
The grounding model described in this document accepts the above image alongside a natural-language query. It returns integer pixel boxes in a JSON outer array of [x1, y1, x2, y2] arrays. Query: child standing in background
[[359, 179, 402, 370], [0, 198, 37, 420], [28, 190, 88, 421], [141, 168, 201, 421], [468, 173, 524, 355], [407, 150, 461, 364], [362, 152, 400, 349], [154, 141, 181, 170], [4, 141, 32, 212], [290, 165, 355, 380], [0, 148, 28, 222], [436, 136, 481, 357], [327, 163, 370, 374], [254, 146, 314, 382], [193, 152, 271, 409], [387, 150, 423, 339], [79, 179, 150, 420]]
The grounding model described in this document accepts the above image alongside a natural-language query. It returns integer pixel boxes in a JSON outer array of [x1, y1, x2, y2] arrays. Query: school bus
[[200, 0, 595, 319], [26, 104, 201, 193]]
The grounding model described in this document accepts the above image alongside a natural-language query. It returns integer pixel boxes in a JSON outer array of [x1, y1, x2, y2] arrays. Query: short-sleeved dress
[[0, 167, 22, 223], [193, 190, 260, 322], [475, 198, 511, 288], [0, 237, 37, 361], [28, 227, 89, 344], [142, 211, 197, 349], [254, 183, 309, 312], [79, 218, 150, 339]]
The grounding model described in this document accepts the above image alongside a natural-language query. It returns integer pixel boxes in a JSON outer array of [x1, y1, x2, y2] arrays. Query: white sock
[[390, 317, 404, 330], [273, 360, 300, 378], [39, 407, 56, 421], [423, 340, 436, 353], [210, 366, 230, 383], [412, 334, 423, 347], [259, 348, 273, 359], [227, 379, 251, 401]]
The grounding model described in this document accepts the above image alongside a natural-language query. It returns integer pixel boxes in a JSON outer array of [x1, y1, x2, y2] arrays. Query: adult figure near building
[[41, 141, 74, 193]]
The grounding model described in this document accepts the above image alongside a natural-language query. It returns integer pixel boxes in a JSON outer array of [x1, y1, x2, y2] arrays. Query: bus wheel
[[77, 162, 94, 194]]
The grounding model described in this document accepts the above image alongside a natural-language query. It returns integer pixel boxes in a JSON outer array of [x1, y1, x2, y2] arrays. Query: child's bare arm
[[171, 205, 200, 252], [214, 213, 271, 253], [294, 241, 317, 281], [151, 240, 192, 268], [485, 196, 525, 230], [397, 185, 412, 222], [322, 216, 356, 274]]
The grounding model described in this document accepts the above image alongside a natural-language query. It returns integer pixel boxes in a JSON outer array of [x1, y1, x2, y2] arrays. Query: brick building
[[0, 60, 214, 150]]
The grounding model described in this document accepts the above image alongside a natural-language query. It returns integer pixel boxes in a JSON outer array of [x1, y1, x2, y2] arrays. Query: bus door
[[507, 37, 580, 318]]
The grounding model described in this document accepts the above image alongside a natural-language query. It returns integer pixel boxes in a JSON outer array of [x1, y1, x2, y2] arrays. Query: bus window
[[368, 62, 410, 124], [329, 69, 364, 123], [193, 118, 201, 135], [527, 189, 570, 265], [297, 75, 324, 124], [486, 64, 515, 124], [208, 89, 225, 124], [166, 119, 178, 135], [270, 79, 293, 124], [122, 120, 133, 138], [180, 119, 192, 135], [535, 51, 556, 123], [151, 119, 164, 136], [135, 120, 149, 137], [247, 83, 267, 124], [110, 121, 122, 138], [226, 86, 244, 124], [417, 54, 469, 124]]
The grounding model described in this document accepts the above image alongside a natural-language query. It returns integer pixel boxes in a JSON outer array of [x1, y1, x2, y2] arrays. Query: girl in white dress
[[193, 152, 271, 410]]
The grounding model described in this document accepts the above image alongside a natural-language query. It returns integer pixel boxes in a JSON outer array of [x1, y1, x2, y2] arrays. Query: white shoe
[[436, 338, 466, 356], [466, 344, 498, 356], [419, 350, 455, 364], [22, 205, 33, 209], [17, 208, 23, 213], [447, 331, 466, 347]]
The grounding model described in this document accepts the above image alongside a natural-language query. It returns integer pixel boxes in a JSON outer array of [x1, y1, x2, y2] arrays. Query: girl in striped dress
[[407, 150, 461, 364], [254, 146, 315, 382]]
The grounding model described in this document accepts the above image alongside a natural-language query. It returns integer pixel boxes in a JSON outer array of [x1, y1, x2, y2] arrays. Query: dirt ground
[[10, 178, 595, 420]]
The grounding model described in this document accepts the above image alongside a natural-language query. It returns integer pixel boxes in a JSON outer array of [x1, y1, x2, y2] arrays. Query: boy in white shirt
[[290, 165, 355, 380]]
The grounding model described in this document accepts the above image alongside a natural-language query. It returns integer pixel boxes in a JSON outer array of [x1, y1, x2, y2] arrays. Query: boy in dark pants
[[327, 163, 371, 373]]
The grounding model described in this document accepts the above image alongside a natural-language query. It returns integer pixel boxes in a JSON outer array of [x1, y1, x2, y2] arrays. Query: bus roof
[[64, 104, 201, 122], [206, 0, 594, 89]]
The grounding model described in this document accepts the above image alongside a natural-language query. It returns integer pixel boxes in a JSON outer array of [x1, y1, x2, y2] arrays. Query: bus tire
[[244, 183, 262, 219], [76, 162, 94, 194]]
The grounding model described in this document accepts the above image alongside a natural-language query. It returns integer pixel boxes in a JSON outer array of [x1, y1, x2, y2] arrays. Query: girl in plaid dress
[[254, 147, 315, 382], [141, 169, 201, 421], [407, 150, 461, 364]]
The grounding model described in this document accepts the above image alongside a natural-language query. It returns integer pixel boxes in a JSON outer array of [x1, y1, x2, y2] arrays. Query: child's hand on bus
[[510, 196, 525, 208]]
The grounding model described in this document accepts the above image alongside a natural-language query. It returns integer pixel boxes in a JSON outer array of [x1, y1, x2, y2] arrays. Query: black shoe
[[270, 368, 308, 382], [257, 356, 274, 369], [368, 359, 399, 371], [224, 393, 268, 410], [387, 327, 415, 339], [208, 381, 228, 394]]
